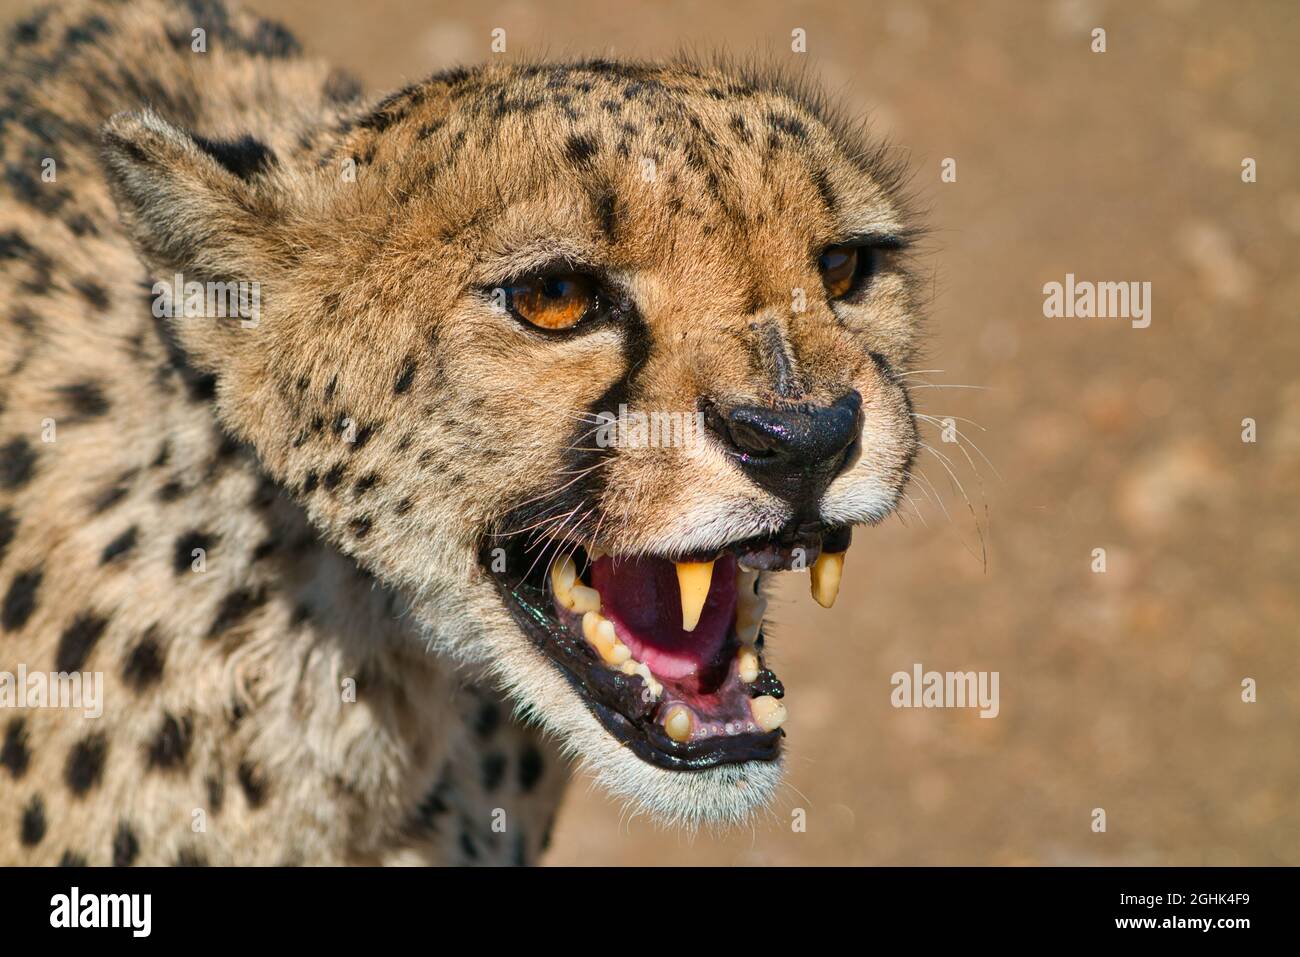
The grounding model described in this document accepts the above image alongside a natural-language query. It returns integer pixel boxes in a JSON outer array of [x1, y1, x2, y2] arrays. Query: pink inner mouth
[[591, 553, 738, 681]]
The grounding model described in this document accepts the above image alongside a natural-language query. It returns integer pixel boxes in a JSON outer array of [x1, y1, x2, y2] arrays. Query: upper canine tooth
[[750, 695, 787, 732], [675, 559, 715, 632], [570, 583, 601, 614], [550, 555, 578, 609], [810, 551, 844, 609]]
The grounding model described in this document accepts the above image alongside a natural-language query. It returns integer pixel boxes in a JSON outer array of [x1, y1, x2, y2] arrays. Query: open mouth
[[480, 525, 850, 770]]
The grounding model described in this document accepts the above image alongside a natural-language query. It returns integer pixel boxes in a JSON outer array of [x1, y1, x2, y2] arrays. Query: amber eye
[[819, 244, 861, 299], [504, 273, 598, 330]]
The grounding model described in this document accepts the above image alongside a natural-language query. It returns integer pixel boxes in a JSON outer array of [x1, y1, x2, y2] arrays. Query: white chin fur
[[431, 580, 784, 829]]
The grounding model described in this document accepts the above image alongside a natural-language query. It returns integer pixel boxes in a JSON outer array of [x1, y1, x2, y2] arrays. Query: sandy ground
[[6, 0, 1297, 865]]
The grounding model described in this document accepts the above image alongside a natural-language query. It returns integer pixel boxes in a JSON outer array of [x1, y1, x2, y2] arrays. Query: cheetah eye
[[503, 273, 599, 331], [819, 244, 876, 300]]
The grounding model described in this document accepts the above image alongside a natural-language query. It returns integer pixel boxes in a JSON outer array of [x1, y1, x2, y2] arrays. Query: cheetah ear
[[100, 109, 290, 284]]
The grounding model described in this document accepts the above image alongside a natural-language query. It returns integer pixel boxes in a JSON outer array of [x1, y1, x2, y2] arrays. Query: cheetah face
[[102, 59, 921, 825]]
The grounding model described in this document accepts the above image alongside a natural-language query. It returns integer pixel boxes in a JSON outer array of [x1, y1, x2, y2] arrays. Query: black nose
[[704, 391, 862, 505]]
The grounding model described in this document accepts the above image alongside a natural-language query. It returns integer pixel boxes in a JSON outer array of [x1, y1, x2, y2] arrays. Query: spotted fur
[[0, 0, 921, 862]]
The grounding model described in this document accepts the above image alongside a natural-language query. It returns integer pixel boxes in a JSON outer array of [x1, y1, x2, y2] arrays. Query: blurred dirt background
[[6, 0, 1296, 865]]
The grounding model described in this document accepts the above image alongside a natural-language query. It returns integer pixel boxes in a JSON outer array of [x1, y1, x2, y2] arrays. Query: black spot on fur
[[1, 568, 42, 632], [207, 587, 266, 639], [237, 761, 266, 808], [56, 612, 108, 673], [72, 279, 110, 311], [156, 479, 184, 502], [58, 850, 87, 867], [92, 482, 130, 514], [473, 701, 500, 738], [565, 133, 599, 165], [188, 132, 278, 181], [2, 718, 30, 778], [301, 469, 318, 494], [20, 795, 45, 846], [65, 733, 108, 796], [0, 508, 16, 565], [519, 745, 544, 792], [175, 847, 208, 866], [459, 830, 479, 861], [112, 820, 139, 866], [122, 629, 165, 690], [354, 472, 380, 495], [0, 438, 37, 489], [395, 497, 413, 516], [206, 774, 224, 813], [173, 530, 215, 574], [394, 359, 417, 394], [54, 380, 108, 419], [146, 712, 192, 770], [100, 526, 138, 565], [322, 463, 346, 491], [246, 17, 301, 57], [349, 516, 372, 539], [481, 752, 506, 791]]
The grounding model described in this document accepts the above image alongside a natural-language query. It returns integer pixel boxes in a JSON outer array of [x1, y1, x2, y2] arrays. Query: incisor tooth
[[751, 695, 787, 732], [571, 583, 601, 613], [810, 551, 844, 608], [738, 646, 760, 683], [550, 555, 578, 608], [664, 705, 693, 743], [675, 559, 715, 632]]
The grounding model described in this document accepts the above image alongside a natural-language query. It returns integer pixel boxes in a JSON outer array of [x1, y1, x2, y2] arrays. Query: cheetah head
[[100, 58, 921, 827]]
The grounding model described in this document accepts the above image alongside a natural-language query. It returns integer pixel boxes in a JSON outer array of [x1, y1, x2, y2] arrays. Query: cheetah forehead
[[322, 58, 913, 247]]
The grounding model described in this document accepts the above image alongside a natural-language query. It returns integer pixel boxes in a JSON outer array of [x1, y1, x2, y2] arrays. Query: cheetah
[[0, 0, 922, 865]]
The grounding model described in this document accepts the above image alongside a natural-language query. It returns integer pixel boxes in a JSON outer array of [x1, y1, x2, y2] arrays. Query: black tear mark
[[188, 132, 278, 181]]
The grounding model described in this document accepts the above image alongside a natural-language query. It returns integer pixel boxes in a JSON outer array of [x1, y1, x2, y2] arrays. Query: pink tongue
[[591, 553, 737, 680]]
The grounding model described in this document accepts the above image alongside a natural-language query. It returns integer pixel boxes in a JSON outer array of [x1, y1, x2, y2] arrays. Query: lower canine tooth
[[570, 583, 601, 613], [750, 695, 787, 732], [664, 705, 693, 743], [737, 646, 759, 683], [675, 559, 715, 632], [810, 551, 844, 608]]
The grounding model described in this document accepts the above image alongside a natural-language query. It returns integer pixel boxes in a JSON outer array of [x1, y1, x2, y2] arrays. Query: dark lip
[[481, 552, 784, 771]]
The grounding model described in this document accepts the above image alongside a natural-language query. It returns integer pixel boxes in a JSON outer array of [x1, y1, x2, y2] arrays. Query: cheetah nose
[[702, 391, 862, 506]]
